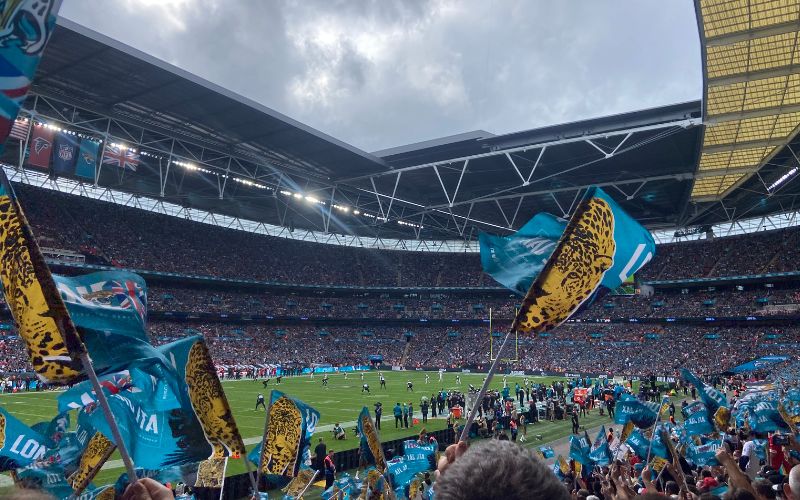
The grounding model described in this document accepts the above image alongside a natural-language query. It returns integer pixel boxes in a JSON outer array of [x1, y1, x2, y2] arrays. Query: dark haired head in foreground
[[435, 440, 569, 500]]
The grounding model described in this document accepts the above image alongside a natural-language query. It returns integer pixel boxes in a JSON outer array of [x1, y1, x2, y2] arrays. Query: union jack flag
[[108, 279, 147, 320], [102, 144, 139, 171]]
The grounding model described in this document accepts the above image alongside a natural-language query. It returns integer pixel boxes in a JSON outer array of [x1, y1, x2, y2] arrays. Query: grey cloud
[[59, 0, 701, 152]]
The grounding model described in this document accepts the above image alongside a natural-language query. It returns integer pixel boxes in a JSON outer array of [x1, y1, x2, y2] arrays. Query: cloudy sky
[[60, 0, 701, 153]]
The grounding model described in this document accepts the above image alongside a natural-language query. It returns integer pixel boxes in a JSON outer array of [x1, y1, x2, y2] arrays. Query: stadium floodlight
[[293, 193, 302, 199], [305, 195, 320, 204], [279, 190, 292, 196], [353, 210, 361, 215], [768, 167, 798, 192]]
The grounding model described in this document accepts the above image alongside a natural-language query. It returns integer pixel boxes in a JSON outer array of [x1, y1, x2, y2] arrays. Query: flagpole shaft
[[253, 390, 273, 495], [78, 352, 137, 485], [458, 330, 514, 442], [296, 470, 319, 499], [242, 451, 258, 496], [643, 402, 663, 467]]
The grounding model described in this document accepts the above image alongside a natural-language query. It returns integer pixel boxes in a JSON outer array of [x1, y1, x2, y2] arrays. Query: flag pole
[[458, 329, 514, 442], [78, 351, 137, 483], [296, 470, 319, 500], [643, 402, 663, 467], [242, 451, 258, 496]]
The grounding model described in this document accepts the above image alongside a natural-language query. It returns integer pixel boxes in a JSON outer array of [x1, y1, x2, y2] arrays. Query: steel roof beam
[[337, 118, 700, 184], [707, 64, 800, 87], [705, 20, 800, 47]]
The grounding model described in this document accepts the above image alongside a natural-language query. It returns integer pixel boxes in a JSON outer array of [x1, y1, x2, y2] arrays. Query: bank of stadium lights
[[398, 220, 423, 229], [332, 204, 349, 213], [768, 166, 799, 192], [232, 177, 268, 190]]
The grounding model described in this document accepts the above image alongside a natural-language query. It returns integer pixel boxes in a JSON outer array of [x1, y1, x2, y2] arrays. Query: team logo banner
[[358, 406, 387, 473], [0, 171, 85, 383], [510, 187, 655, 334], [252, 390, 319, 479]]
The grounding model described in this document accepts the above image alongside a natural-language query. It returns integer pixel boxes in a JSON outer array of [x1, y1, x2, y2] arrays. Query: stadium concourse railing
[[219, 427, 456, 499]]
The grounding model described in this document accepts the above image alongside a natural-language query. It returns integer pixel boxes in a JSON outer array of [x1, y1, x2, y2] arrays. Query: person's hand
[[435, 440, 468, 480], [122, 478, 174, 500]]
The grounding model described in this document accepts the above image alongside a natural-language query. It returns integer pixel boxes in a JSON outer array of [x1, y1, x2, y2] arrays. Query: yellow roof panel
[[703, 111, 800, 145], [706, 31, 799, 79], [707, 73, 800, 116], [694, 1, 800, 202], [701, 0, 800, 39], [698, 146, 774, 171], [691, 173, 744, 197]]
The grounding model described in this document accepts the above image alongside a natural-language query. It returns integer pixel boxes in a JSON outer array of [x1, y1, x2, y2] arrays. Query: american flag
[[9, 119, 27, 141], [102, 144, 139, 171], [109, 279, 147, 320]]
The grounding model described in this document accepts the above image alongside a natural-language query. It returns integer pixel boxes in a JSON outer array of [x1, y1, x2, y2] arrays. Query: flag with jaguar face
[[499, 187, 654, 334]]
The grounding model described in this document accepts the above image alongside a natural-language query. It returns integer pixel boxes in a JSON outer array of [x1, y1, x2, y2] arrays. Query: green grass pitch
[[0, 370, 641, 493]]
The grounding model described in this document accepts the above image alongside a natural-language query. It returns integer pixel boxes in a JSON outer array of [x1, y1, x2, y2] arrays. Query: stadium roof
[[6, 9, 800, 244]]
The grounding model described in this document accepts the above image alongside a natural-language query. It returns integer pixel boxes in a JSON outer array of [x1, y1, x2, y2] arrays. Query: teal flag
[[681, 369, 728, 415], [0, 407, 49, 470], [16, 463, 75, 499], [589, 426, 612, 466], [0, 0, 61, 153], [53, 271, 147, 338], [686, 440, 722, 467], [625, 428, 668, 460], [479, 213, 564, 295], [75, 138, 99, 180], [683, 401, 714, 435], [386, 441, 436, 498], [568, 433, 592, 466], [480, 187, 655, 298], [58, 366, 181, 414], [615, 395, 660, 428]]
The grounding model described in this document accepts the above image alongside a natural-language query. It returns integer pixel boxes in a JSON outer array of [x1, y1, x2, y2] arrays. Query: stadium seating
[[1, 183, 797, 381]]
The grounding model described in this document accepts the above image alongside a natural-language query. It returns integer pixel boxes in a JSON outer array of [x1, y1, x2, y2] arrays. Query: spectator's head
[[784, 465, 800, 500], [434, 440, 569, 500]]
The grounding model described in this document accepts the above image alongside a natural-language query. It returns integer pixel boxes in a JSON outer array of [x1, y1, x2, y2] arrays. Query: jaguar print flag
[[511, 186, 655, 334], [161, 336, 246, 461], [249, 390, 320, 479], [0, 171, 85, 383]]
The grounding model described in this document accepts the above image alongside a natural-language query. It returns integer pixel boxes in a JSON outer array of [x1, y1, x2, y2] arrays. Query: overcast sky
[[60, 0, 701, 153]]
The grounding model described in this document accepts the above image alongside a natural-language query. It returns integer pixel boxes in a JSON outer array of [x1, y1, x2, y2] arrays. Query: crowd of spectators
[[22, 183, 800, 290], [19, 185, 485, 287], [148, 286, 515, 319], [2, 183, 799, 385]]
